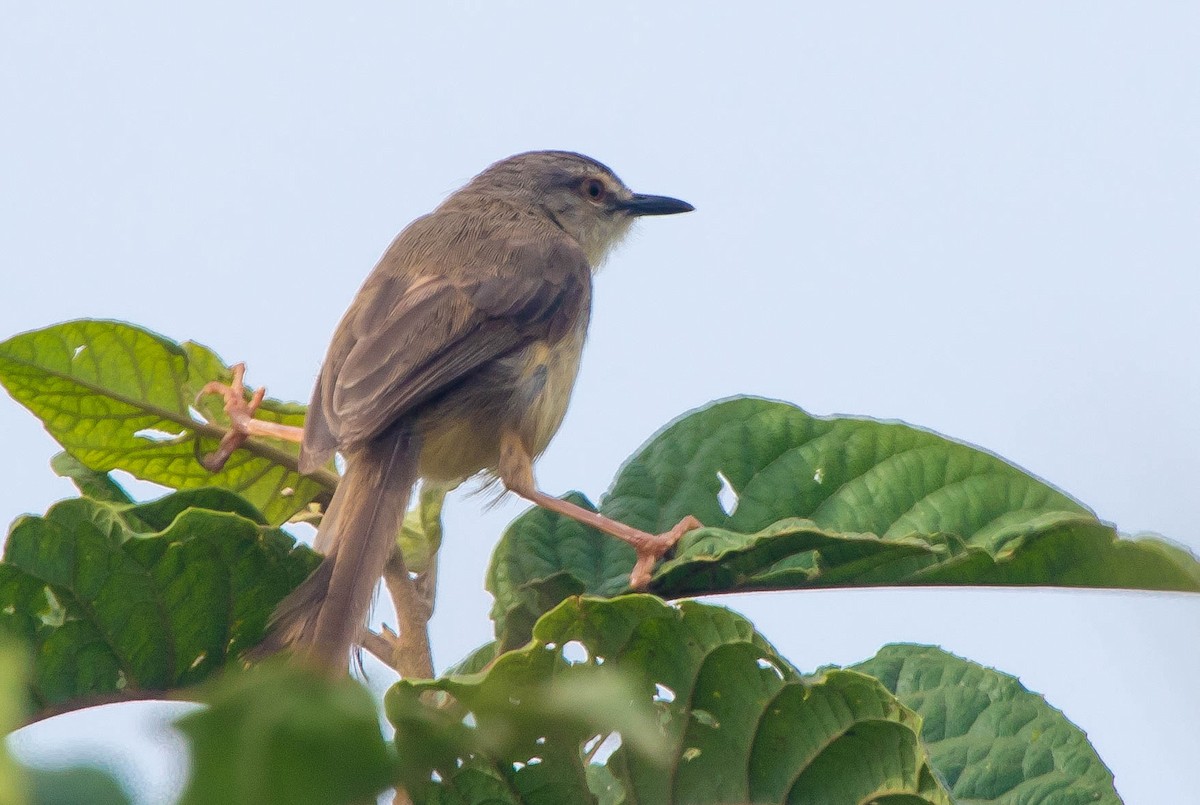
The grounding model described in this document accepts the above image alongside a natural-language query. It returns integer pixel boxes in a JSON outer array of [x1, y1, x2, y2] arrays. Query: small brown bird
[[218, 151, 698, 669]]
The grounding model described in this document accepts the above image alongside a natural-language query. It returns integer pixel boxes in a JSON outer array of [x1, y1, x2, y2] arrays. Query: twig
[[414, 551, 438, 619], [361, 627, 398, 667], [21, 688, 187, 729], [381, 550, 435, 679]]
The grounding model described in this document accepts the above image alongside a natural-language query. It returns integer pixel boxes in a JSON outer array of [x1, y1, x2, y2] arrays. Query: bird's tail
[[255, 421, 419, 669]]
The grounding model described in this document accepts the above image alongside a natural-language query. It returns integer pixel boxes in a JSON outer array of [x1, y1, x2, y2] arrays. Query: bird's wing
[[300, 222, 590, 469]]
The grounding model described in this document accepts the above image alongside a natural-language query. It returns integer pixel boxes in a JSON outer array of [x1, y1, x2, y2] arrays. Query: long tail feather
[[254, 421, 419, 669]]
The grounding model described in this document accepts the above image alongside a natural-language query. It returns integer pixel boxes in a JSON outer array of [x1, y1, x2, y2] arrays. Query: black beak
[[618, 192, 695, 216]]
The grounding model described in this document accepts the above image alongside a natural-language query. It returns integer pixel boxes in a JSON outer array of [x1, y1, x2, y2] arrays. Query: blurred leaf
[[176, 661, 393, 805], [585, 762, 624, 805], [0, 491, 319, 714], [26, 767, 131, 805], [398, 484, 448, 575], [0, 320, 334, 525], [489, 398, 1200, 646], [0, 635, 131, 805], [388, 596, 950, 804], [853, 644, 1121, 804], [0, 634, 32, 805]]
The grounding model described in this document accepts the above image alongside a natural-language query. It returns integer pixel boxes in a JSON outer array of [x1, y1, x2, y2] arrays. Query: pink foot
[[629, 515, 703, 590]]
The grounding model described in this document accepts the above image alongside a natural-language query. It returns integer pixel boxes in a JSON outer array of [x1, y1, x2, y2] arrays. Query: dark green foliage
[[1, 491, 318, 708], [1, 319, 1179, 804]]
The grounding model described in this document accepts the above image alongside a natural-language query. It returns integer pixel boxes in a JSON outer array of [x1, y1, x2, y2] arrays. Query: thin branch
[[22, 688, 189, 729], [414, 552, 438, 619], [361, 628, 398, 667], [382, 550, 435, 679]]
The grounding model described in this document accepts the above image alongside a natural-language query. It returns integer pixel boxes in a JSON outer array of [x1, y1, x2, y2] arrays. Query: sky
[[2, 2, 1198, 802]]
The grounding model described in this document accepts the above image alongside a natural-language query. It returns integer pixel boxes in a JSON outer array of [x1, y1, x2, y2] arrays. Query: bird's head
[[456, 150, 694, 267]]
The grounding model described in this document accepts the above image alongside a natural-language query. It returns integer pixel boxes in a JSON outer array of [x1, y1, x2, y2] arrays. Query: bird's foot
[[196, 363, 267, 471], [197, 363, 306, 470], [629, 515, 703, 590]]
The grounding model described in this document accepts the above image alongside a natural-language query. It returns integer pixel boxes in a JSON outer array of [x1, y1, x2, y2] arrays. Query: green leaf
[[606, 397, 1089, 536], [655, 511, 1200, 595], [853, 644, 1121, 804], [398, 484, 448, 575], [0, 320, 335, 525], [176, 661, 394, 805], [486, 493, 629, 651], [488, 399, 1200, 645], [0, 634, 32, 805], [585, 762, 624, 805], [0, 491, 319, 713], [444, 641, 498, 677], [50, 452, 133, 505], [26, 767, 132, 805], [387, 596, 950, 805]]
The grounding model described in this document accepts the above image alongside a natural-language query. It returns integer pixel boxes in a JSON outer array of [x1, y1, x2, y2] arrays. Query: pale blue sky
[[3, 3, 1198, 802]]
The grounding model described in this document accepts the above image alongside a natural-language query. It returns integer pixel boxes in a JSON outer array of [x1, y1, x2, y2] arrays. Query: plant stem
[[381, 550, 435, 679]]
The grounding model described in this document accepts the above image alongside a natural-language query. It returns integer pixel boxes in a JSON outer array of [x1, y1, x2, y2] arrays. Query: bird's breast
[[515, 330, 586, 454]]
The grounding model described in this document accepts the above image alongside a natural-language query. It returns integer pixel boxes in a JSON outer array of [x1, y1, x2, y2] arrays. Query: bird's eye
[[583, 179, 605, 200]]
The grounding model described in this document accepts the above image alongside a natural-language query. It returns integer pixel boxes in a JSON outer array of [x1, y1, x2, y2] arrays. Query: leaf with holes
[[387, 595, 952, 804], [0, 490, 319, 713], [852, 644, 1121, 804], [487, 398, 1200, 646], [0, 320, 335, 525]]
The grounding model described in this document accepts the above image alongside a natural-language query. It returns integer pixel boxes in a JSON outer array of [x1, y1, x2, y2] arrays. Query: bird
[[207, 151, 698, 670]]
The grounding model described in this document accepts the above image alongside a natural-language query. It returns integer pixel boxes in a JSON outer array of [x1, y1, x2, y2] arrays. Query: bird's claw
[[196, 363, 264, 472], [629, 515, 703, 590]]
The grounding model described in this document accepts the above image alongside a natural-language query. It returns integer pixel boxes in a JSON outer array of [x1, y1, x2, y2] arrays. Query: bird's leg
[[197, 362, 305, 471], [498, 430, 701, 590]]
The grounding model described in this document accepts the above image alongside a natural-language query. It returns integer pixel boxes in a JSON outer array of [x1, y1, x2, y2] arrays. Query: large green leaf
[[0, 490, 319, 712], [853, 644, 1121, 804], [0, 320, 335, 525], [388, 595, 951, 805], [487, 493, 628, 650], [606, 397, 1091, 537], [655, 511, 1200, 594], [176, 661, 394, 805], [25, 767, 132, 805], [489, 399, 1200, 646]]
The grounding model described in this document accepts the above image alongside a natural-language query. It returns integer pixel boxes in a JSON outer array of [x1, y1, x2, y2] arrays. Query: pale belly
[[415, 327, 586, 484]]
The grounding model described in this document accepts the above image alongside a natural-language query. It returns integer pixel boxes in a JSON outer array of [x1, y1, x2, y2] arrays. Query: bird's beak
[[618, 193, 695, 216]]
